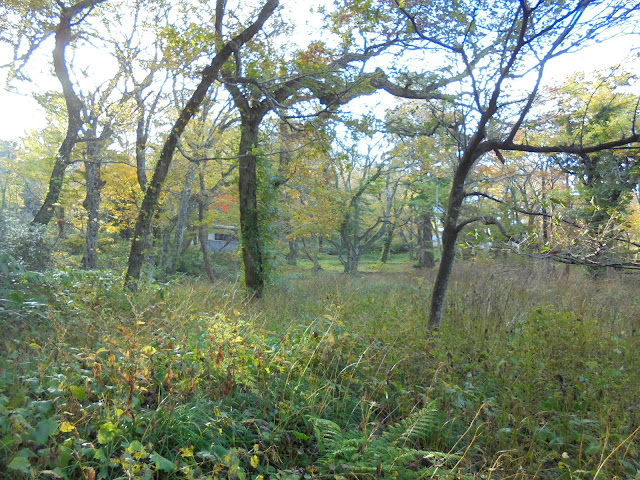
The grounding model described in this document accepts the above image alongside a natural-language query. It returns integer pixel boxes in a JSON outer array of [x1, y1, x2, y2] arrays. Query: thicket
[[1, 254, 639, 479]]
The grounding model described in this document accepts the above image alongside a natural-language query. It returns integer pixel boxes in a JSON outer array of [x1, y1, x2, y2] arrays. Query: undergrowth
[[1, 257, 639, 479]]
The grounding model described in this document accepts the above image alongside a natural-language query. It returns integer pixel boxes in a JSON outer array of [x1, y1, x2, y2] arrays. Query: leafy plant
[[308, 402, 471, 479]]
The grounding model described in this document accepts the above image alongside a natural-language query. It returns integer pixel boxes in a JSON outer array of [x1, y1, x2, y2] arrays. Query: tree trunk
[[341, 224, 360, 274], [166, 166, 196, 272], [344, 244, 360, 274], [198, 172, 215, 283], [379, 223, 394, 264], [135, 93, 149, 191], [286, 239, 298, 265], [55, 206, 66, 238], [301, 238, 322, 272], [237, 116, 265, 295], [81, 138, 103, 269], [417, 212, 435, 268], [428, 150, 478, 329]]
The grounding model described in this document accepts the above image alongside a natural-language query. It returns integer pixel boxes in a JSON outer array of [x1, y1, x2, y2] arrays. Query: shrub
[[0, 212, 51, 271]]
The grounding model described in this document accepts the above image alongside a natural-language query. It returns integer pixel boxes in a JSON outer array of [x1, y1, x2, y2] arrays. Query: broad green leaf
[[150, 452, 176, 472], [70, 385, 87, 401], [97, 421, 120, 444], [30, 417, 58, 446], [28, 400, 53, 413], [7, 455, 31, 473]]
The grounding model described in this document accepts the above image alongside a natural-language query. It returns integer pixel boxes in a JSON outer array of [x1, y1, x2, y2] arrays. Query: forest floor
[[2, 253, 640, 479]]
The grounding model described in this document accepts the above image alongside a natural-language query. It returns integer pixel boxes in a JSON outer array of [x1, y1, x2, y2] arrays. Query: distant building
[[207, 226, 239, 253]]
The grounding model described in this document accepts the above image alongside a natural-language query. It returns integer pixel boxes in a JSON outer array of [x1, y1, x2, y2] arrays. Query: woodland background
[[1, 0, 640, 478]]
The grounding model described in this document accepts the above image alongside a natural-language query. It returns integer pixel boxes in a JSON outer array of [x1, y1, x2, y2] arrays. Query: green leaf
[[58, 445, 74, 468], [549, 197, 567, 207], [94, 447, 108, 463], [97, 421, 120, 444], [150, 452, 176, 472], [70, 385, 87, 401], [7, 455, 31, 474], [28, 400, 53, 414], [30, 417, 58, 446]]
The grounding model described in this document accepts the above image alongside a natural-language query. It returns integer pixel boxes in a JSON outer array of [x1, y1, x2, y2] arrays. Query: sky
[[0, 9, 638, 143]]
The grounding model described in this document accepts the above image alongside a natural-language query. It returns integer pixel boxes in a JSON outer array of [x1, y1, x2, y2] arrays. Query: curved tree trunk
[[32, 2, 104, 225], [301, 238, 322, 272], [428, 150, 479, 329]]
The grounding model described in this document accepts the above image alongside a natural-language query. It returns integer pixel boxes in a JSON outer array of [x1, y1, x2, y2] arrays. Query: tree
[[221, 37, 397, 292], [124, 0, 280, 289], [109, 0, 170, 192], [326, 132, 391, 273], [543, 72, 640, 226], [0, 0, 109, 226], [376, 0, 640, 329]]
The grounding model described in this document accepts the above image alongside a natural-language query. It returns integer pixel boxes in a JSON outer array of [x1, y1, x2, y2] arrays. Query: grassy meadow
[[1, 251, 640, 479]]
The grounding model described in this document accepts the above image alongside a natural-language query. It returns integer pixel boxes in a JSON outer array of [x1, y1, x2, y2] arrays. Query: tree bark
[[166, 166, 196, 272], [301, 238, 322, 272], [286, 239, 298, 265], [198, 172, 216, 283], [135, 104, 149, 191], [55, 206, 66, 238], [417, 212, 435, 268], [340, 209, 360, 274], [428, 148, 480, 329], [125, 0, 279, 289], [81, 135, 104, 269], [379, 223, 394, 264], [237, 116, 265, 294]]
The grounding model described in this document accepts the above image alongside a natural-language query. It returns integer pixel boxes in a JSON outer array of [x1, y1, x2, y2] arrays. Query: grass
[[1, 252, 640, 479]]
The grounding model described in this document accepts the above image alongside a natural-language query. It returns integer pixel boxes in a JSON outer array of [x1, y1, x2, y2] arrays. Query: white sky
[[0, 11, 637, 143]]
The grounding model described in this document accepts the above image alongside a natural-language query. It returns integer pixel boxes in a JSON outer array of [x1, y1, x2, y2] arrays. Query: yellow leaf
[[140, 345, 157, 356], [180, 445, 194, 458], [60, 421, 76, 433]]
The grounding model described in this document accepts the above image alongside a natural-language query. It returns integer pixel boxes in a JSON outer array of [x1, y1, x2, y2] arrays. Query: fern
[[307, 402, 473, 479], [383, 402, 441, 448], [308, 416, 344, 453]]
